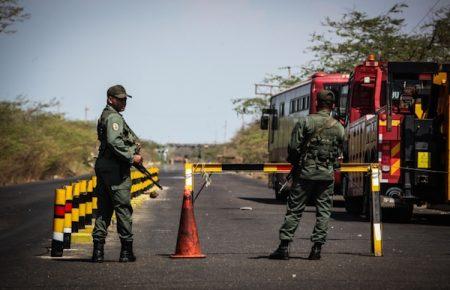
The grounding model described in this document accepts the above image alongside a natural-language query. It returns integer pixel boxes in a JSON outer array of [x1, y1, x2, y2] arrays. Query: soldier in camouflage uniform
[[269, 90, 345, 260], [92, 85, 142, 263]]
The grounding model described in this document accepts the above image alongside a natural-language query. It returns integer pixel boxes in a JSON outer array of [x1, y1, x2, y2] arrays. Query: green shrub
[[229, 122, 268, 163], [0, 100, 98, 185]]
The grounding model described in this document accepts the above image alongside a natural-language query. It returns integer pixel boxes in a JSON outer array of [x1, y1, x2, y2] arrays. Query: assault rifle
[[278, 165, 297, 193], [133, 142, 163, 190], [134, 163, 163, 190]]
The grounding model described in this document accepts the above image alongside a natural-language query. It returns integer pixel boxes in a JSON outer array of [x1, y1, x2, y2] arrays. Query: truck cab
[[341, 56, 446, 221]]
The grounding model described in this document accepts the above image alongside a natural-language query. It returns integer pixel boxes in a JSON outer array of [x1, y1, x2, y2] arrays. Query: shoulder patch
[[112, 123, 119, 131]]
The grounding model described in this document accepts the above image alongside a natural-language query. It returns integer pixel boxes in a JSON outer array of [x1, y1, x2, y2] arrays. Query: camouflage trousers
[[92, 167, 133, 243], [279, 178, 334, 244]]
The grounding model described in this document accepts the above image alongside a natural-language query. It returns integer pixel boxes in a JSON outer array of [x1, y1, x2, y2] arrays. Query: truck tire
[[342, 174, 364, 215], [344, 196, 364, 215]]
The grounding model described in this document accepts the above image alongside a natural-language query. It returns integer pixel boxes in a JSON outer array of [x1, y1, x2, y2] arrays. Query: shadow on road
[[51, 258, 92, 263], [249, 251, 373, 260], [249, 255, 310, 260], [238, 197, 286, 205], [238, 196, 347, 207], [333, 252, 374, 257], [51, 258, 123, 263], [331, 211, 367, 222], [332, 210, 450, 226], [410, 214, 450, 226]]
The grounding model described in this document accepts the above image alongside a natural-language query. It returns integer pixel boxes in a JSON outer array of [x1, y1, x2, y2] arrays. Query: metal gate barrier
[[173, 162, 382, 258]]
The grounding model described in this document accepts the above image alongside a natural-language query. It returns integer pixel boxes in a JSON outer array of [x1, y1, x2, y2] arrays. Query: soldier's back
[[299, 110, 345, 181]]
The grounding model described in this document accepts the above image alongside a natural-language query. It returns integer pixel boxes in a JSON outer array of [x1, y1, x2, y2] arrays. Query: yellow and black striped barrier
[[71, 182, 80, 233], [86, 180, 93, 225], [190, 163, 292, 174], [63, 185, 73, 249], [79, 180, 87, 230], [51, 188, 66, 257], [183, 162, 383, 257], [50, 166, 160, 257], [92, 176, 98, 218]]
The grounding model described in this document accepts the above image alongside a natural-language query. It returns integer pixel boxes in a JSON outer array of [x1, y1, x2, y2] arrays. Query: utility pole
[[254, 83, 287, 97], [280, 66, 292, 78], [224, 120, 227, 142], [84, 106, 89, 121]]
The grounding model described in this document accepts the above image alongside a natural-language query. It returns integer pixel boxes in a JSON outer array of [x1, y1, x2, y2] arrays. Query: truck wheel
[[344, 196, 364, 215], [342, 174, 364, 215], [362, 174, 371, 221]]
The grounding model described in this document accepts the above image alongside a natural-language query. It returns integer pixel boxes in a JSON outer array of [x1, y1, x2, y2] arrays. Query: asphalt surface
[[1, 165, 450, 289]]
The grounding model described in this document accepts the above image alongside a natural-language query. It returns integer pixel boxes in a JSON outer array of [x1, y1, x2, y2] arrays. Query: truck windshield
[[324, 83, 345, 100], [390, 73, 432, 114], [350, 82, 374, 115]]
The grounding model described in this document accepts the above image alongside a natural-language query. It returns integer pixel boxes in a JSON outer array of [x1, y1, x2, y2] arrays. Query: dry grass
[[0, 100, 158, 185]]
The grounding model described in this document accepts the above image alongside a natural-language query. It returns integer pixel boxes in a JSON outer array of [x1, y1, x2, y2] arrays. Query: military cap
[[317, 90, 335, 104], [107, 85, 132, 99]]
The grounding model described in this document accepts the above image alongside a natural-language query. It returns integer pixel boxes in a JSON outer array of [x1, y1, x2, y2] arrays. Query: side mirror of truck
[[260, 108, 278, 130], [260, 115, 269, 130], [272, 115, 279, 130]]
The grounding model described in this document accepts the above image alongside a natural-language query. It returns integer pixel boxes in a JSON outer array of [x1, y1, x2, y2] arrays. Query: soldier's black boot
[[119, 240, 136, 262], [91, 240, 104, 263], [269, 240, 290, 260], [308, 243, 322, 260]]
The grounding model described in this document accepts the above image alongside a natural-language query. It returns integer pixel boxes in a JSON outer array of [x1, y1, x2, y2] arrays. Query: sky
[[0, 0, 448, 144]]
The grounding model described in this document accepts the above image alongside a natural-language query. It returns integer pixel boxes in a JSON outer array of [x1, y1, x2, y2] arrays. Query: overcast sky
[[0, 0, 447, 144]]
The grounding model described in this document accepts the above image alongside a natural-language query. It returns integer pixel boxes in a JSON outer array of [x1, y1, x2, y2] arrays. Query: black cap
[[317, 90, 335, 105], [107, 85, 132, 99]]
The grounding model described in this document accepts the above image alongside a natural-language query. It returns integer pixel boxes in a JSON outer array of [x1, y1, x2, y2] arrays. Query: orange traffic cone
[[171, 189, 206, 258]]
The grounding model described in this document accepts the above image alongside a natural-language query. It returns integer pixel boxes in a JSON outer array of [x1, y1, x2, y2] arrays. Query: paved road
[[0, 175, 90, 259], [1, 166, 450, 289]]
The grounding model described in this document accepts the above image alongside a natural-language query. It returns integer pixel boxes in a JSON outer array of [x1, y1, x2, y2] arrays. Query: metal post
[[369, 164, 383, 256]]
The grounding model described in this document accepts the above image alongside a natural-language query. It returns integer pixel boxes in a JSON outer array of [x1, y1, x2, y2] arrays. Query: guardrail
[[50, 167, 160, 257]]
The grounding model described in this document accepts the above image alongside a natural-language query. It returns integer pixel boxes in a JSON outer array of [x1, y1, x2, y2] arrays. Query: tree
[[413, 7, 450, 62], [0, 0, 29, 34], [232, 3, 450, 118], [307, 3, 450, 73], [231, 96, 270, 117]]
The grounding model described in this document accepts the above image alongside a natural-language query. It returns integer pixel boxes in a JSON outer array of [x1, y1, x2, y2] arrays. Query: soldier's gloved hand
[[132, 154, 143, 166]]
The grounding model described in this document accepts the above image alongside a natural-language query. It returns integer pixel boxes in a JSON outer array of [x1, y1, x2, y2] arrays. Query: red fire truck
[[260, 72, 349, 199], [339, 56, 449, 221]]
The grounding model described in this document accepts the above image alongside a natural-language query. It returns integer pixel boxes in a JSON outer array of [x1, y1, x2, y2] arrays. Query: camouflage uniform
[[279, 108, 345, 244], [92, 104, 139, 243]]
